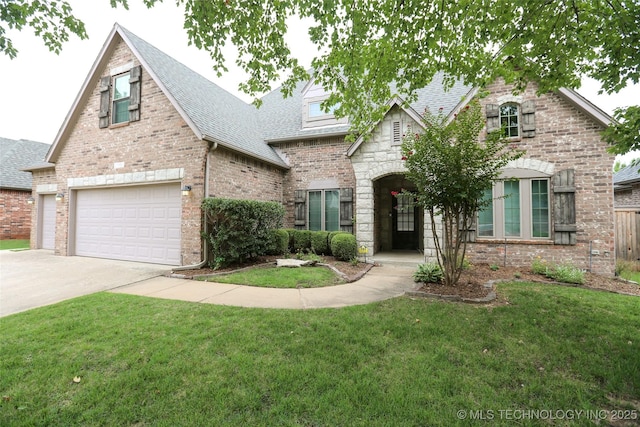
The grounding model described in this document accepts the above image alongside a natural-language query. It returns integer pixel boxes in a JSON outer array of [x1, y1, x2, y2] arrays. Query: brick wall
[[276, 137, 356, 228], [615, 183, 640, 208], [0, 189, 32, 239], [34, 39, 208, 264], [465, 79, 616, 275], [208, 147, 284, 202]]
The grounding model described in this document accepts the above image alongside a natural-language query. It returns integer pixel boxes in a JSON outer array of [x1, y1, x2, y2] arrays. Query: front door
[[392, 194, 418, 250]]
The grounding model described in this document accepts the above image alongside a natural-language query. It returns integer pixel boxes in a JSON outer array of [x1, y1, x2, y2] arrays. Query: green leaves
[[604, 106, 640, 158], [0, 0, 88, 58]]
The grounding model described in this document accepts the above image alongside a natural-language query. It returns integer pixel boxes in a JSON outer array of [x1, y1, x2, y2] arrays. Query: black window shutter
[[340, 188, 354, 233], [521, 100, 535, 138], [99, 76, 110, 128], [294, 190, 306, 230], [128, 65, 142, 122], [485, 104, 499, 132], [553, 169, 577, 245]]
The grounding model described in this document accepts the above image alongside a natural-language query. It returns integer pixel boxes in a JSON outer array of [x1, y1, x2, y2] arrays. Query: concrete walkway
[[110, 264, 418, 309]]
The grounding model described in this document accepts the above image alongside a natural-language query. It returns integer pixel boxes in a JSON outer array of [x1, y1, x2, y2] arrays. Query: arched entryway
[[373, 174, 423, 253]]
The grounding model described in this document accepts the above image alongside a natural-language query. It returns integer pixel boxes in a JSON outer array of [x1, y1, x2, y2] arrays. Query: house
[[613, 163, 640, 261], [0, 137, 50, 240], [26, 23, 616, 275]]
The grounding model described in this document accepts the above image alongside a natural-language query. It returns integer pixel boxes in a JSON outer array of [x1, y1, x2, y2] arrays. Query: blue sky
[[1, 0, 638, 162]]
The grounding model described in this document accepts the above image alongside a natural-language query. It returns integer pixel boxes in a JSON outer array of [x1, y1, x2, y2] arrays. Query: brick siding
[[0, 189, 32, 239], [276, 137, 356, 228], [615, 183, 640, 208], [465, 80, 616, 275]]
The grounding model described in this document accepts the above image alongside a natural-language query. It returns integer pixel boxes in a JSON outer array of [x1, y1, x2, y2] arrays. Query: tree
[[400, 100, 523, 287], [3, 1, 638, 149]]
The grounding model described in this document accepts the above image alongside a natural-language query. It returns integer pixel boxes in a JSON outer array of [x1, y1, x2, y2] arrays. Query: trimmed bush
[[202, 198, 284, 268], [268, 229, 290, 255], [310, 231, 330, 255], [291, 230, 313, 253], [330, 233, 357, 261]]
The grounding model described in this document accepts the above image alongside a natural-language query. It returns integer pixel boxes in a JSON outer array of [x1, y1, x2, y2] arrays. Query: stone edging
[[405, 280, 497, 304]]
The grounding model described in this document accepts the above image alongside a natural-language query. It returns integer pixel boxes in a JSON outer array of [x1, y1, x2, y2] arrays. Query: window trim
[[478, 176, 551, 241], [499, 103, 520, 138], [307, 189, 341, 232], [111, 73, 131, 125]]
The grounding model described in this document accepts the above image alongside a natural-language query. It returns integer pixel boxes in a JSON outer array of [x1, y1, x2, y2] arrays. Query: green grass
[[621, 270, 640, 283], [1, 283, 639, 426], [199, 265, 344, 288], [0, 239, 29, 250]]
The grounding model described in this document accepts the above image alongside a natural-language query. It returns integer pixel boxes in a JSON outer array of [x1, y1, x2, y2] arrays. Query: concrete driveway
[[0, 250, 170, 317]]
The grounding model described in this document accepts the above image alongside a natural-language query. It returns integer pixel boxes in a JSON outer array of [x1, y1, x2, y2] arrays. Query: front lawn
[[1, 283, 638, 426], [197, 265, 344, 288], [0, 239, 29, 250]]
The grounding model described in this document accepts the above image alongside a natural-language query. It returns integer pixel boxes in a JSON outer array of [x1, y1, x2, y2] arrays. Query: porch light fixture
[[181, 185, 192, 196], [55, 193, 64, 201], [27, 197, 35, 205]]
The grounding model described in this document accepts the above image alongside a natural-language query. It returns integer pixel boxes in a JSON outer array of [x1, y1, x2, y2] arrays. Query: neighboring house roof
[[0, 137, 50, 190], [614, 163, 640, 189]]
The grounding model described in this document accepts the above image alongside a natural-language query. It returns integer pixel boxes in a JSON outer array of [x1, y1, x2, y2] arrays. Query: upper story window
[[99, 64, 141, 129], [500, 104, 519, 138], [486, 100, 536, 138], [308, 100, 339, 118], [112, 74, 131, 124]]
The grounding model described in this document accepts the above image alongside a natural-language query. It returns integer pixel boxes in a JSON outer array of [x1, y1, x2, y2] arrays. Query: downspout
[[173, 140, 218, 271]]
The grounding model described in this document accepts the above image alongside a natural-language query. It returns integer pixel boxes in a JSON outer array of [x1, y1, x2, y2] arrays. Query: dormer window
[[309, 100, 339, 118]]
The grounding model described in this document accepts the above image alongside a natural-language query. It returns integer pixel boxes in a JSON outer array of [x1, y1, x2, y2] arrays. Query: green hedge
[[310, 231, 331, 255], [202, 198, 284, 268], [330, 233, 357, 261]]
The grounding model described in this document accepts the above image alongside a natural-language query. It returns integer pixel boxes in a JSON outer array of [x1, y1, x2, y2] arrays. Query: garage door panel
[[75, 184, 181, 265]]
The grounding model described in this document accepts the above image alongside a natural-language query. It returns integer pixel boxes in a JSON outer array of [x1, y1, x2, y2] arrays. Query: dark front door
[[392, 194, 419, 250]]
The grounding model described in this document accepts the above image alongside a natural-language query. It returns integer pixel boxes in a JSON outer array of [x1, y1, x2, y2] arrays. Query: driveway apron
[[0, 250, 168, 317]]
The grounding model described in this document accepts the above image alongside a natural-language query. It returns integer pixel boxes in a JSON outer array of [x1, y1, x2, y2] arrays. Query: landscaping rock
[[276, 259, 317, 268]]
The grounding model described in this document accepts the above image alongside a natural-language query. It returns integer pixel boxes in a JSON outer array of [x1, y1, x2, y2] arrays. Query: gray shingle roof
[[119, 26, 288, 168], [0, 137, 50, 190], [120, 25, 472, 156], [614, 163, 640, 185]]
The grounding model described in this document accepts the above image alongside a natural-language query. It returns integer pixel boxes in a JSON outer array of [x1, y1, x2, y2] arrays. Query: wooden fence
[[615, 209, 640, 261]]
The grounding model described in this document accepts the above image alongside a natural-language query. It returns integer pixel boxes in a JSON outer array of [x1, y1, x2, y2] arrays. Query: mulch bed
[[172, 257, 640, 300]]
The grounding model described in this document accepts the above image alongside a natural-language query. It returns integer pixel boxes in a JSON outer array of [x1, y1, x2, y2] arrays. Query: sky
[[1, 0, 638, 163]]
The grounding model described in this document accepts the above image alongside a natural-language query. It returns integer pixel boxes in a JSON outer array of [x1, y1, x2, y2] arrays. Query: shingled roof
[[0, 137, 50, 190], [614, 163, 640, 187]]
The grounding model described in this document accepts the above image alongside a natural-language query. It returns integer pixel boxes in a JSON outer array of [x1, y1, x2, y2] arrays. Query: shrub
[[268, 229, 289, 255], [546, 264, 585, 285], [311, 231, 331, 255], [283, 228, 297, 252], [202, 198, 284, 268], [531, 256, 549, 275], [330, 233, 357, 261], [413, 263, 443, 283]]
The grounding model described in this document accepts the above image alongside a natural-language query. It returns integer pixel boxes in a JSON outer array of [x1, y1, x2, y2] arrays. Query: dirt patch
[[172, 257, 639, 299]]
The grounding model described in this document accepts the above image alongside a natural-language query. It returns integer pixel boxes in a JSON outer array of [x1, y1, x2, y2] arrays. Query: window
[[99, 65, 141, 129], [500, 104, 519, 137], [478, 178, 550, 240], [396, 194, 415, 231], [308, 190, 340, 231], [308, 100, 339, 118], [112, 74, 130, 124]]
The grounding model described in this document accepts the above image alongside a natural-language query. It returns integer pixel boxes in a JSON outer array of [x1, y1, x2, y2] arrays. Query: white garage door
[[40, 194, 56, 249], [75, 184, 181, 265]]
